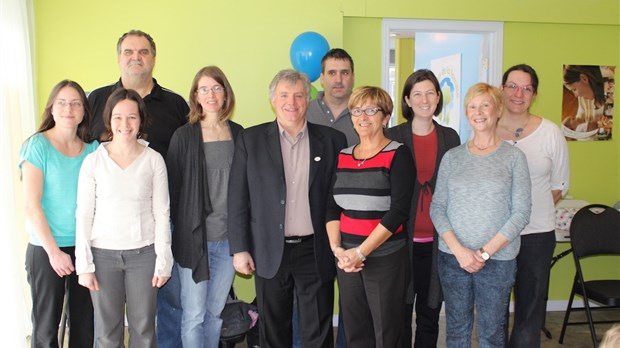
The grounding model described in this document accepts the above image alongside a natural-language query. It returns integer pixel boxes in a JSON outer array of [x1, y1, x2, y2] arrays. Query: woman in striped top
[[326, 86, 414, 347]]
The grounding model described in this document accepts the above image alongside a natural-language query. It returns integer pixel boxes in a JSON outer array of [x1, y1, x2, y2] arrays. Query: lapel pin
[[314, 156, 321, 162]]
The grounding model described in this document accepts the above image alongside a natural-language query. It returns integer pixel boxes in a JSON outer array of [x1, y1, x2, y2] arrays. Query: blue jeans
[[157, 262, 183, 348], [439, 251, 516, 348], [178, 240, 235, 348]]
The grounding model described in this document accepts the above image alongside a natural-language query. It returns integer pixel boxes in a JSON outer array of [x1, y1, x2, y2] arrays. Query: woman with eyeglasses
[[20, 80, 97, 347], [385, 69, 461, 348], [165, 66, 243, 348], [498, 64, 569, 348], [430, 83, 531, 347], [326, 86, 414, 347]]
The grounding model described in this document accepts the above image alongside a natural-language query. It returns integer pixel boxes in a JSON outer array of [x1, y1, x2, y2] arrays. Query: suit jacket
[[385, 119, 460, 307], [228, 120, 347, 280]]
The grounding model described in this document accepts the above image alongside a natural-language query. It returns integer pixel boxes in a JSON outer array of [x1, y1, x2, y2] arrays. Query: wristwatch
[[479, 247, 490, 261]]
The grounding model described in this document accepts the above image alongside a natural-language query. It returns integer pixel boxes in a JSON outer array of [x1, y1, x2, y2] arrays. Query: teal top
[[19, 133, 98, 247]]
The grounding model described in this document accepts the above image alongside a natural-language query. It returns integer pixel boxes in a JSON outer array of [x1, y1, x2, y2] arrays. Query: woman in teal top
[[19, 80, 98, 347]]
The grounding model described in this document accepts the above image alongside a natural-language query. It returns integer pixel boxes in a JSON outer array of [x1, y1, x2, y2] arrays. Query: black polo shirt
[[88, 78, 189, 159]]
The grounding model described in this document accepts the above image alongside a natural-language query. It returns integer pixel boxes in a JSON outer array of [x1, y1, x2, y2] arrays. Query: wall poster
[[561, 64, 614, 141], [431, 54, 462, 135]]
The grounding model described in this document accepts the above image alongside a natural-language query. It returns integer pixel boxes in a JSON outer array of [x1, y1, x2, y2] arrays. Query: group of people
[[20, 28, 571, 348]]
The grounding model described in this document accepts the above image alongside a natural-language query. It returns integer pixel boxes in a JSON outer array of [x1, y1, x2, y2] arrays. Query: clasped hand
[[334, 247, 364, 273], [455, 248, 486, 273]]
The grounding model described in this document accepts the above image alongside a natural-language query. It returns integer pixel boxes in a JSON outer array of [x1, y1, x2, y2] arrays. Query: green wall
[[34, 0, 619, 303], [339, 4, 620, 301], [34, 0, 345, 129]]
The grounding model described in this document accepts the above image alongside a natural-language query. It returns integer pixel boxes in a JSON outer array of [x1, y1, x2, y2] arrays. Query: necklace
[[514, 127, 525, 139], [513, 116, 530, 139], [357, 157, 369, 167], [201, 122, 227, 140], [356, 142, 386, 166], [470, 137, 498, 151]]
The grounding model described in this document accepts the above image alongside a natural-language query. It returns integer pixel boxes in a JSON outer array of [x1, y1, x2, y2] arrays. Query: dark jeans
[[26, 244, 93, 348], [439, 251, 516, 348], [156, 263, 183, 348], [508, 231, 555, 348]]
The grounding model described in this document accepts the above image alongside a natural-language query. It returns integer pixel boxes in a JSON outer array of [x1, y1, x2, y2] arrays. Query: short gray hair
[[268, 69, 311, 102], [116, 29, 156, 57]]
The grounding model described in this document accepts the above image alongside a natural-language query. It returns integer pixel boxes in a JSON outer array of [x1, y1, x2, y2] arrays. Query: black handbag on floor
[[219, 287, 258, 347]]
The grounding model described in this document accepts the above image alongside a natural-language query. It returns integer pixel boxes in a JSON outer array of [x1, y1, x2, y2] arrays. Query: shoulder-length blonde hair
[[188, 66, 236, 124]]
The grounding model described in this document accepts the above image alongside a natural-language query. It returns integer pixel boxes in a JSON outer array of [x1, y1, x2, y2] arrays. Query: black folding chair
[[558, 204, 620, 347]]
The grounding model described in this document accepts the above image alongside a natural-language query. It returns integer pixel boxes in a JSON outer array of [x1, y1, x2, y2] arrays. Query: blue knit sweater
[[430, 141, 531, 260]]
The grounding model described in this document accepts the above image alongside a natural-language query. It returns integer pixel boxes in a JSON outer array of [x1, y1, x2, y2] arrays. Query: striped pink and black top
[[327, 141, 414, 257]]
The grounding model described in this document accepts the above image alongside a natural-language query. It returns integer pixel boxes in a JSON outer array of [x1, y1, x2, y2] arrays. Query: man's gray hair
[[116, 29, 157, 57], [269, 69, 311, 102]]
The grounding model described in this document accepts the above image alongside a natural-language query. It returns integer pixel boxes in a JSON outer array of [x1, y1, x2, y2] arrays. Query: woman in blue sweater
[[430, 83, 531, 348]]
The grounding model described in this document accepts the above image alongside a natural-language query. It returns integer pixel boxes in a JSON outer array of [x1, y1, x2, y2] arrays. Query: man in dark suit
[[228, 69, 347, 348]]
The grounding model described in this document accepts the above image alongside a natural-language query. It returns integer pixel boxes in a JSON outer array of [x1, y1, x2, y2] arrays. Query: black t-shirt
[[88, 78, 189, 159]]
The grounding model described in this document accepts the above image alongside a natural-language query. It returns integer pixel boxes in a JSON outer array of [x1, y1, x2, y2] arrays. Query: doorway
[[382, 19, 503, 142]]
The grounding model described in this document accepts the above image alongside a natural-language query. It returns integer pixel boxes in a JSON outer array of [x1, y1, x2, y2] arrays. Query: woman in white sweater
[[75, 88, 173, 347], [498, 64, 570, 348]]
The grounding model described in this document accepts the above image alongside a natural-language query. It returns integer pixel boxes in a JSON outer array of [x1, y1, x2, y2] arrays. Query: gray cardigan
[[166, 120, 243, 282]]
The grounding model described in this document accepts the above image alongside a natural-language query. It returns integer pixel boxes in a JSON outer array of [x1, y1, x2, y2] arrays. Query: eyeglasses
[[197, 85, 225, 95], [350, 107, 383, 117], [54, 100, 84, 109], [503, 83, 534, 95]]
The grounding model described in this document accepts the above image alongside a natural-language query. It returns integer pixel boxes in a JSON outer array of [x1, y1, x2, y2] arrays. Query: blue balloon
[[290, 32, 330, 82]]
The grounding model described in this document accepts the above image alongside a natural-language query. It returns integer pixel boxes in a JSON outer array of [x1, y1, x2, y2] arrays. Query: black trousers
[[255, 238, 334, 348], [26, 244, 93, 348], [403, 242, 442, 348], [508, 231, 556, 348], [338, 245, 410, 348]]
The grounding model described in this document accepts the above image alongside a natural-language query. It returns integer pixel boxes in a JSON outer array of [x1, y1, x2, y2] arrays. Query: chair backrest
[[569, 204, 620, 258]]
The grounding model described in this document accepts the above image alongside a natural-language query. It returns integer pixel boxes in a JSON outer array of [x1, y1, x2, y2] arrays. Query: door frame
[[381, 18, 504, 93]]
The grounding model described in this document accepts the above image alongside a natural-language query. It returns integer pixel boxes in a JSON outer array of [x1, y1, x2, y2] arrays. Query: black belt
[[284, 235, 314, 244]]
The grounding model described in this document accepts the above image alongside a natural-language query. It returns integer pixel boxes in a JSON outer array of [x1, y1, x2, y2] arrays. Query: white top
[[75, 140, 172, 277], [505, 118, 570, 235]]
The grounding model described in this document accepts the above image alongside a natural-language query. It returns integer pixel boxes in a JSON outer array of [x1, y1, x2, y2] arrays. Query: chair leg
[[559, 278, 578, 344], [58, 278, 69, 348], [580, 291, 598, 348]]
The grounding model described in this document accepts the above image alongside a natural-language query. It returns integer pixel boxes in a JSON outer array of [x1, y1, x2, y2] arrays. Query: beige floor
[[51, 310, 615, 347], [241, 311, 615, 348]]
